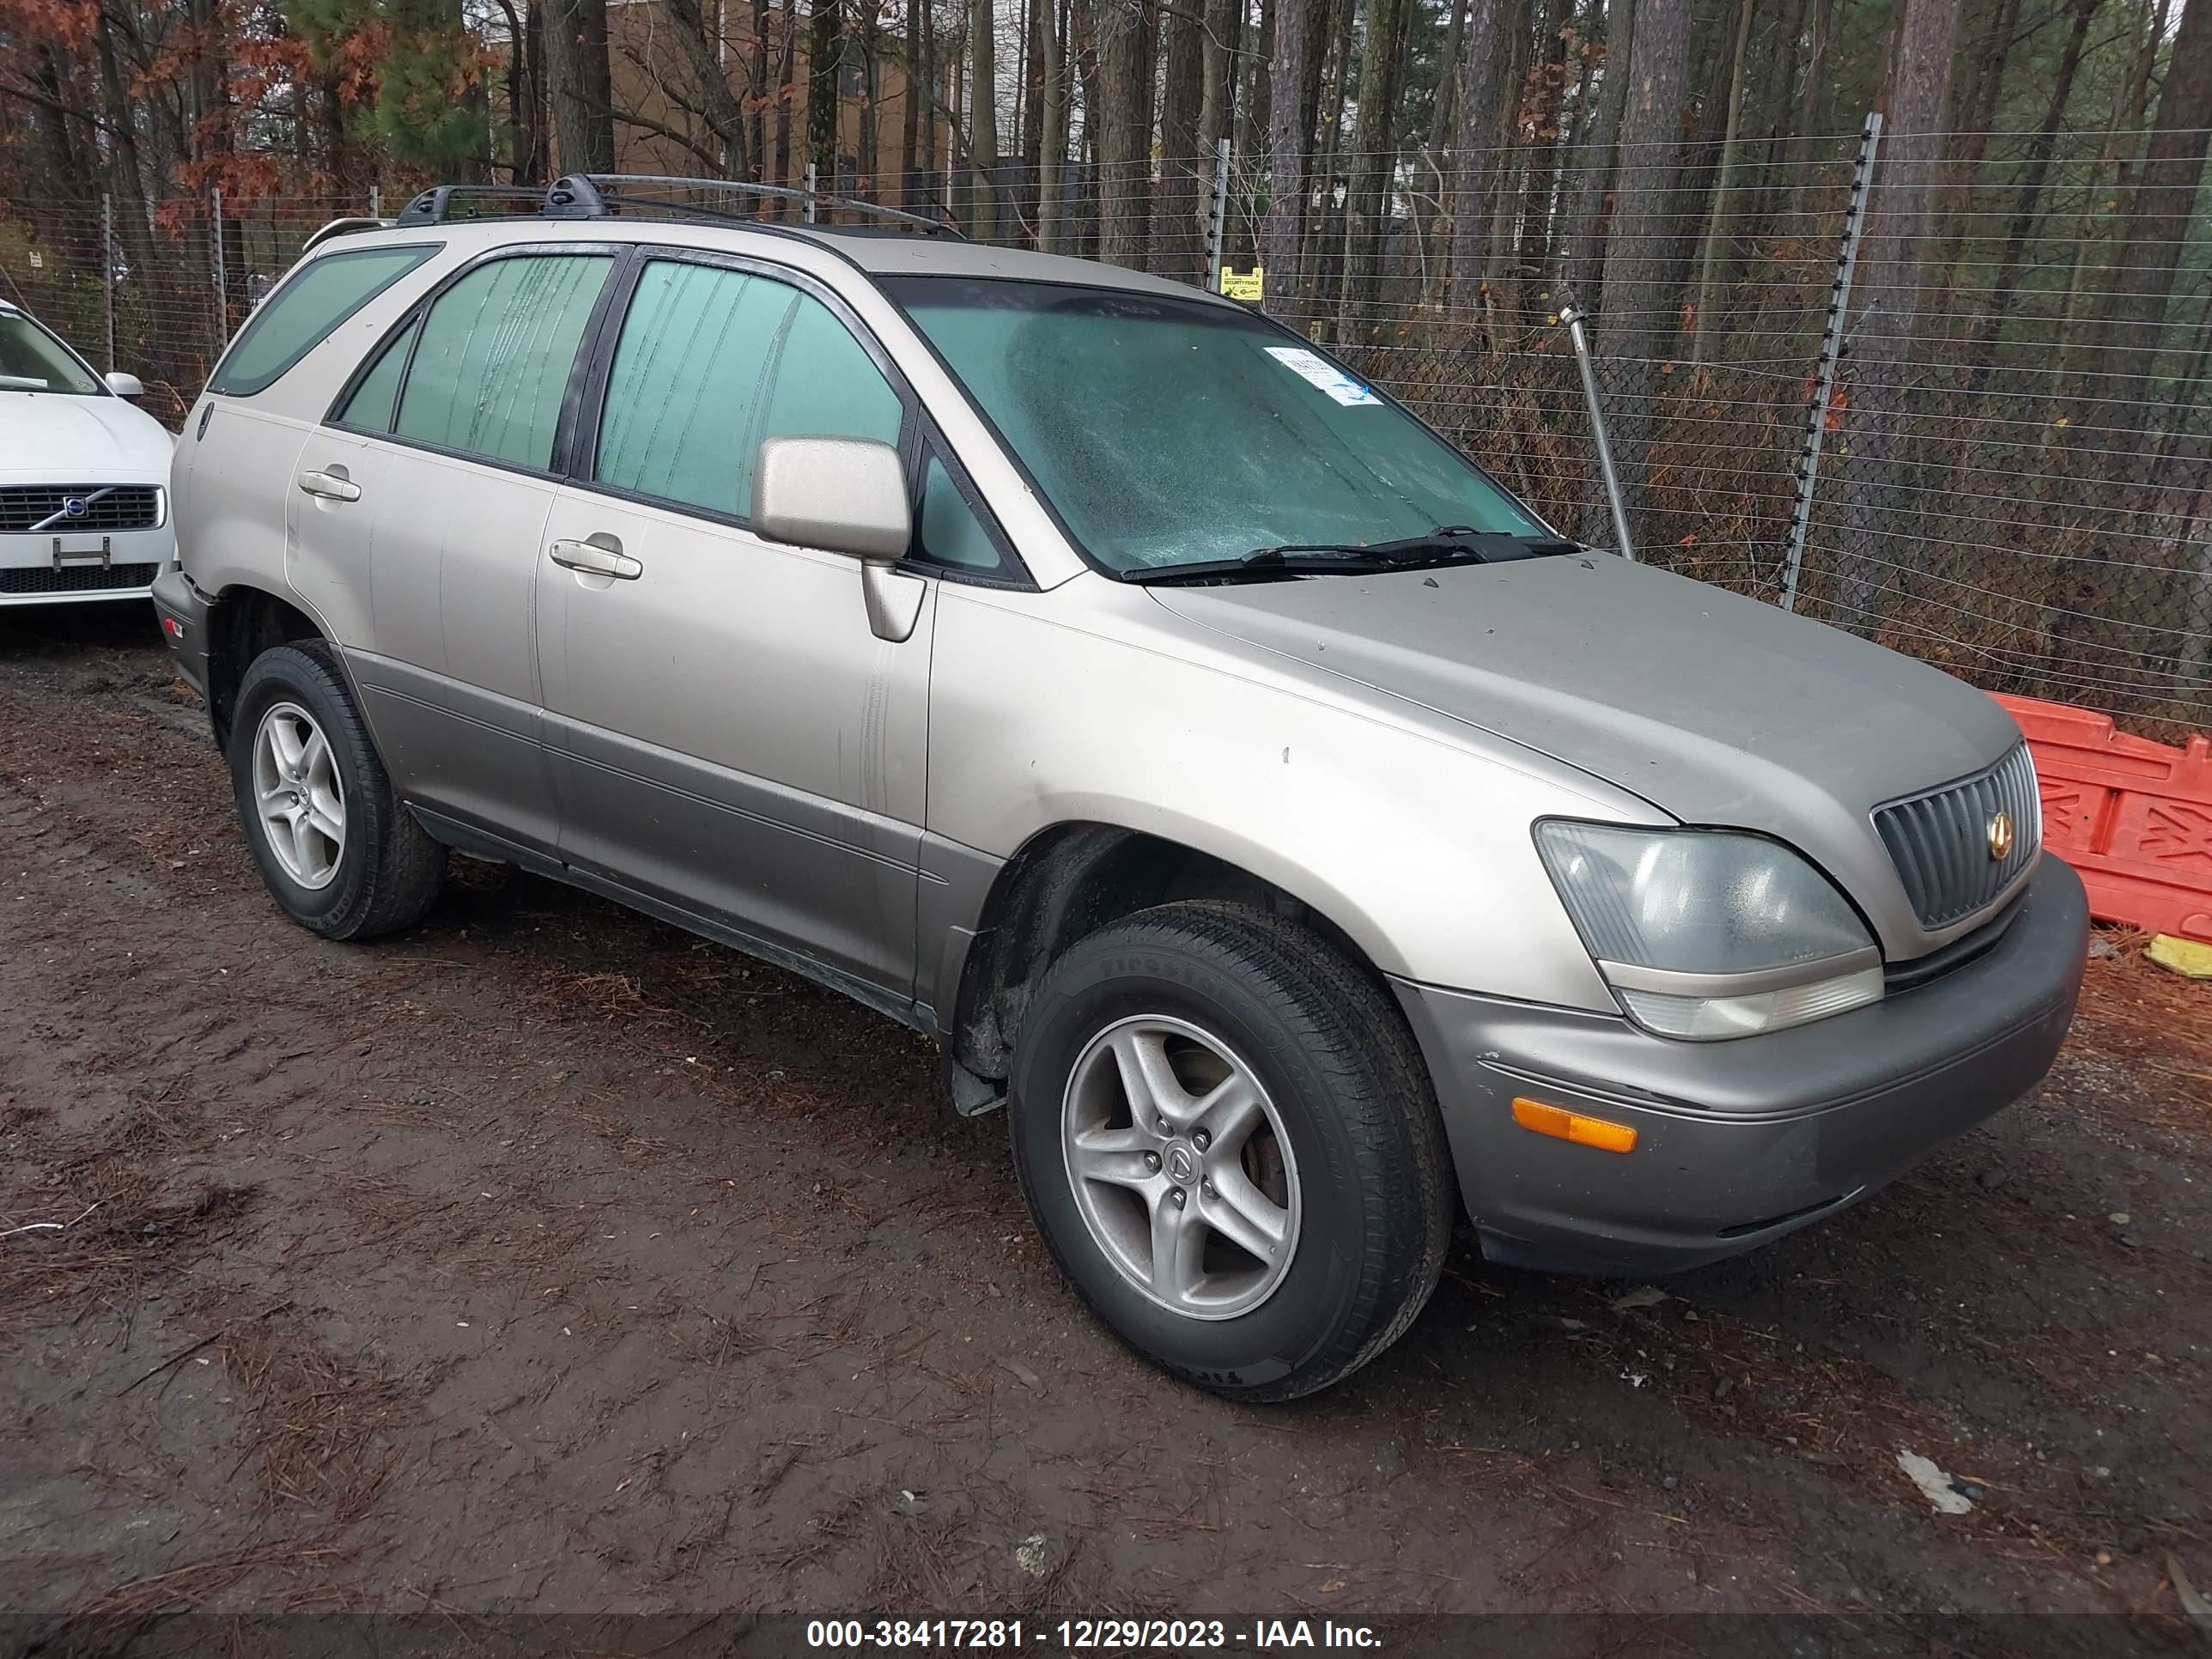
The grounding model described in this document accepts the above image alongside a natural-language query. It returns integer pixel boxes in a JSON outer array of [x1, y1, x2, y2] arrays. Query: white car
[[0, 301, 177, 606]]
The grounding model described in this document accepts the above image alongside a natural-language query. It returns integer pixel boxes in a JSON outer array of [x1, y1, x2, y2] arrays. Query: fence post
[[1206, 138, 1231, 294], [100, 193, 115, 373], [210, 185, 228, 339], [370, 184, 382, 221], [1559, 303, 1637, 562], [1780, 112, 1881, 615], [804, 162, 818, 223]]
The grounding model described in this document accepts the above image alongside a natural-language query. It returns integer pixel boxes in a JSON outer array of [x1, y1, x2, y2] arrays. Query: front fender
[[924, 581, 1664, 1012]]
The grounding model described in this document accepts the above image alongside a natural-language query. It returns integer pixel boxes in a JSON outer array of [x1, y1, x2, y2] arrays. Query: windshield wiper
[[1118, 530, 1586, 586], [1119, 545, 1399, 585]]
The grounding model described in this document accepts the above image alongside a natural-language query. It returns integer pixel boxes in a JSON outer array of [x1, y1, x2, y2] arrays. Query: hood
[[0, 389, 175, 483], [1148, 555, 2023, 951]]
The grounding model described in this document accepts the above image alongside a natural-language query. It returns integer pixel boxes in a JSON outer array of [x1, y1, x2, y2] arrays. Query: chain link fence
[[3, 126, 2204, 738]]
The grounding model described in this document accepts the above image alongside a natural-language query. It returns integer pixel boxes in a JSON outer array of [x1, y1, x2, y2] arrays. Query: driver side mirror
[[104, 371, 145, 398], [754, 436, 924, 644], [754, 436, 911, 562]]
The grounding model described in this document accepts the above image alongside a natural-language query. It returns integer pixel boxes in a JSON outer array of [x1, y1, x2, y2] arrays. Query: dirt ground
[[2, 605, 2209, 1652]]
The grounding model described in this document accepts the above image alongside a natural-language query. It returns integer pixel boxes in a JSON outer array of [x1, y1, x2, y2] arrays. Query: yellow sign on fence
[[1218, 265, 1264, 303]]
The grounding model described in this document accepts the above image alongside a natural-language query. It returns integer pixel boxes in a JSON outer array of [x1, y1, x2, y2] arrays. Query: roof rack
[[391, 174, 960, 237], [301, 215, 392, 254]]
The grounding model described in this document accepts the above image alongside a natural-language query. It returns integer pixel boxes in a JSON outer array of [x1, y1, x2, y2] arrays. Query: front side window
[[395, 253, 612, 469], [0, 308, 101, 395], [595, 259, 902, 520], [884, 276, 1545, 574], [210, 244, 436, 398]]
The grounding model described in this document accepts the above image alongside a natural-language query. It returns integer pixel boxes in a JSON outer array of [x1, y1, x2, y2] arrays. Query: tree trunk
[[2083, 0, 2212, 471], [1584, 0, 1689, 542], [1560, 0, 1631, 295], [972, 0, 1000, 236], [1829, 0, 1965, 626], [1965, 0, 2099, 384], [775, 0, 797, 198], [1038, 0, 1068, 246], [544, 0, 615, 173], [1262, 0, 1322, 314], [1687, 0, 1753, 365], [1446, 0, 1510, 313], [1335, 0, 1413, 342], [810, 0, 844, 188], [1094, 0, 1151, 264], [665, 0, 750, 174], [1158, 0, 1206, 282]]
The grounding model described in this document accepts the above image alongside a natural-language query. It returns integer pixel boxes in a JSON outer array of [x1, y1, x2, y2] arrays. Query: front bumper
[[0, 523, 176, 605], [1394, 859, 2088, 1276], [149, 566, 214, 706]]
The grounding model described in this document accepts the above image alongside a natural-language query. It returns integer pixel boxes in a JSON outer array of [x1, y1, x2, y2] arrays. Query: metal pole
[[1559, 303, 1637, 562], [369, 184, 382, 221], [1206, 137, 1231, 294], [210, 186, 228, 337], [1780, 112, 1882, 614], [100, 193, 115, 372], [804, 161, 818, 223]]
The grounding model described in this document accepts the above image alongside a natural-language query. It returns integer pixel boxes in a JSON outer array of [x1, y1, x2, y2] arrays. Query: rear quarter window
[[209, 244, 438, 398]]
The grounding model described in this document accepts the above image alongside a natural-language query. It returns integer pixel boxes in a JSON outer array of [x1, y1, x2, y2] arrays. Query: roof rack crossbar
[[391, 184, 550, 227]]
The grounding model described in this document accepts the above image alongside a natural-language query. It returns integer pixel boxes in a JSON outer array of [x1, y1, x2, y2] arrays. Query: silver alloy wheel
[[252, 701, 346, 890], [1060, 1014, 1302, 1321]]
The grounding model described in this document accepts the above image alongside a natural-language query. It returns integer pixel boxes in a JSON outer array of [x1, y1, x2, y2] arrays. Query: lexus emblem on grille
[[61, 496, 88, 520], [1987, 811, 2014, 862]]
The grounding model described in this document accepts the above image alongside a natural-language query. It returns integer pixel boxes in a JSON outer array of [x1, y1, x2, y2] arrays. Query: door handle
[[549, 538, 642, 580], [297, 468, 362, 503]]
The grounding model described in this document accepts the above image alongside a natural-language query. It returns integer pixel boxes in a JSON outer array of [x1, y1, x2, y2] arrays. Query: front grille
[[1875, 743, 2041, 929], [0, 562, 160, 595], [0, 484, 163, 533]]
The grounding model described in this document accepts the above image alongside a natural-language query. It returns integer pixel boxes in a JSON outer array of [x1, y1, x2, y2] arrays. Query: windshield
[[0, 310, 102, 395], [884, 276, 1545, 573]]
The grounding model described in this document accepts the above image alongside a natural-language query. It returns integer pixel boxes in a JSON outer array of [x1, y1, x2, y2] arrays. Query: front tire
[[1008, 902, 1453, 1401], [226, 641, 444, 940]]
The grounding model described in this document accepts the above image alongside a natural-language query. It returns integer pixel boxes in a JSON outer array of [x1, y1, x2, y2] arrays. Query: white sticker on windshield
[[1265, 345, 1380, 406]]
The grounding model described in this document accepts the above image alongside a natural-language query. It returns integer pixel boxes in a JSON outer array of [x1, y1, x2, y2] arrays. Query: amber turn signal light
[[1511, 1097, 1638, 1154]]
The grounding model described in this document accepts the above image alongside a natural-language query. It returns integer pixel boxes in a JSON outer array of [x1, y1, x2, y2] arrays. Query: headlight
[[1534, 822, 1881, 1040]]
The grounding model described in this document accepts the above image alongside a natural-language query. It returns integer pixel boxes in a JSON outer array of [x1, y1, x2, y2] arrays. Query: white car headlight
[[1534, 822, 1882, 1040]]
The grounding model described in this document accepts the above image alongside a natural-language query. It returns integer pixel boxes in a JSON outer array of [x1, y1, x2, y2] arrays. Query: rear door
[[309, 246, 621, 857]]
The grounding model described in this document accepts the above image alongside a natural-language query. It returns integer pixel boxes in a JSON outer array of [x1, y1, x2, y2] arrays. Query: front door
[[536, 253, 931, 1000]]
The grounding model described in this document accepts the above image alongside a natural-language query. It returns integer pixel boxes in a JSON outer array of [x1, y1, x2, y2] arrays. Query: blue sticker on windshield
[[1264, 345, 1380, 406]]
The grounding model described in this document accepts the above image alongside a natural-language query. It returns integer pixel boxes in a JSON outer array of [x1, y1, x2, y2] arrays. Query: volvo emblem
[[61, 495, 88, 520], [1987, 811, 2014, 862]]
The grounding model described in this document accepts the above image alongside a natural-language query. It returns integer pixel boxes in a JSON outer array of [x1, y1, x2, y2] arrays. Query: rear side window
[[594, 259, 902, 520], [333, 318, 418, 433], [394, 253, 611, 469], [209, 245, 436, 398]]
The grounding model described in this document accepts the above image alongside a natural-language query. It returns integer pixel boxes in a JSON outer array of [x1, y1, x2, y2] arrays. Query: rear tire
[[1008, 901, 1452, 1401], [226, 641, 444, 940]]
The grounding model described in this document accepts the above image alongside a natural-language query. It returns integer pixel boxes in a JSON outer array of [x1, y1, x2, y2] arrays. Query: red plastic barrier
[[1992, 693, 2212, 944]]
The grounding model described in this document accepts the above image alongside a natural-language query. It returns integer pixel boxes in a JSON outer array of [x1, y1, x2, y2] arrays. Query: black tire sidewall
[[226, 645, 380, 933], [1010, 923, 1382, 1395]]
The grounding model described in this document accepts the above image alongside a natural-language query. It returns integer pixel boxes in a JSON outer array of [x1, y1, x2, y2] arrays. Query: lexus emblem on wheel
[[1987, 811, 2014, 861]]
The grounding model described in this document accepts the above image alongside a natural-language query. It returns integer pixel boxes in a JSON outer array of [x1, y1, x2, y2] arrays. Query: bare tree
[[544, 0, 615, 172], [1337, 0, 1413, 341], [1831, 0, 1966, 625], [1585, 0, 1691, 538], [1262, 0, 1323, 314], [1445, 0, 1511, 312]]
